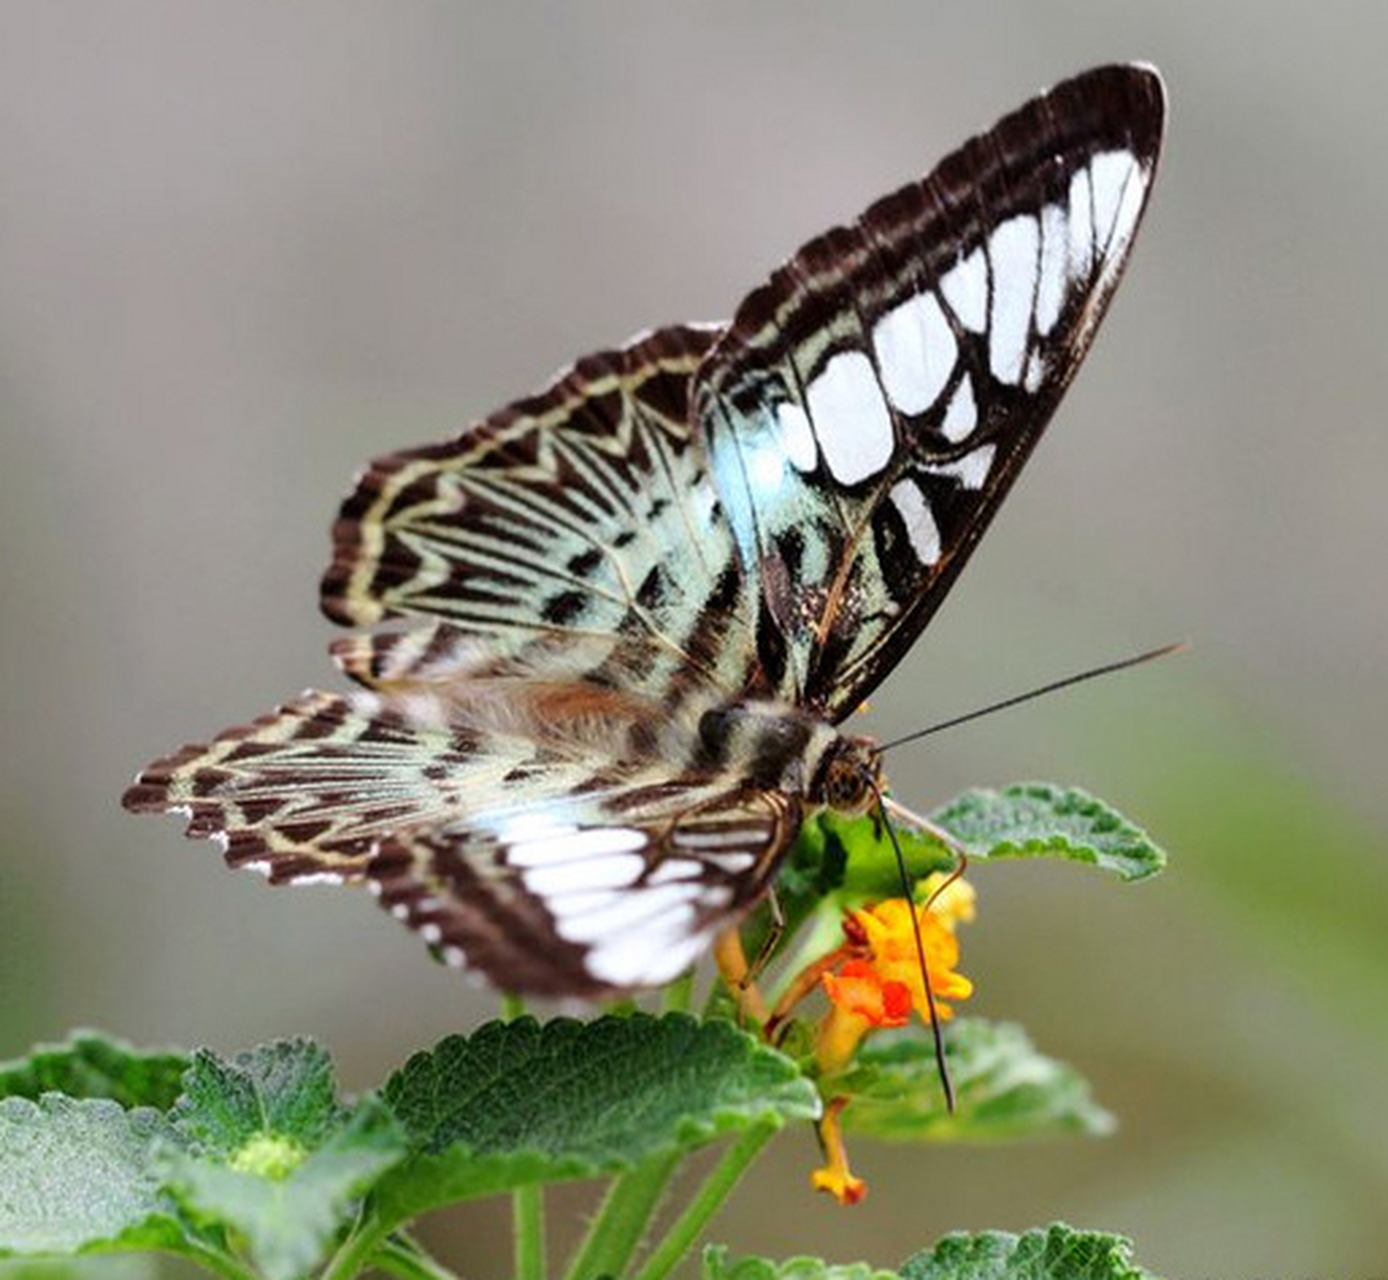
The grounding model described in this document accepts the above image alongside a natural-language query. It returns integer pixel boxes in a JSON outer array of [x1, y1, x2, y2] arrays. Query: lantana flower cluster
[[807, 873, 976, 1203]]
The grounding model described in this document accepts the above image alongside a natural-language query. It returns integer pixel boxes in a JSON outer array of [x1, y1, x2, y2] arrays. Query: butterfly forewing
[[125, 65, 1165, 996], [694, 63, 1165, 719]]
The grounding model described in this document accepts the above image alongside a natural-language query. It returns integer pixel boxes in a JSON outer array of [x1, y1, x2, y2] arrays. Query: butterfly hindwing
[[121, 688, 543, 882], [123, 666, 797, 995], [693, 63, 1165, 719], [369, 787, 796, 995]]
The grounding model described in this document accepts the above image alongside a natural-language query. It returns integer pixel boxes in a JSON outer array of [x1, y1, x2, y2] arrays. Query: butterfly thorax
[[693, 700, 880, 816]]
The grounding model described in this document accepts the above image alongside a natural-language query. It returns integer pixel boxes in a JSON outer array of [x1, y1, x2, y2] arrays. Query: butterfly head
[[810, 735, 883, 816]]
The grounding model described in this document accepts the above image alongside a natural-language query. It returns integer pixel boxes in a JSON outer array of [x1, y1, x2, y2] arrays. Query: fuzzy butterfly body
[[124, 64, 1165, 996]]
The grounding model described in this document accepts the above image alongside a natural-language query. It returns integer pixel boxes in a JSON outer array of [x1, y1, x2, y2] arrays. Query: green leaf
[[0, 1096, 184, 1257], [736, 813, 954, 970], [0, 1033, 189, 1111], [900, 1225, 1160, 1280], [817, 812, 955, 901], [929, 784, 1166, 881], [373, 1014, 819, 1223], [162, 1040, 408, 1280], [837, 1020, 1113, 1143], [734, 816, 850, 971], [0, 1257, 160, 1280], [704, 1247, 899, 1280], [169, 1039, 344, 1155], [755, 781, 1160, 955], [162, 1098, 405, 1280], [736, 784, 1158, 987]]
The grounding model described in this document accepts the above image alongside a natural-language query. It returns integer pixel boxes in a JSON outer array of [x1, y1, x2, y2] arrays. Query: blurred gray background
[[3, 4, 1387, 1278]]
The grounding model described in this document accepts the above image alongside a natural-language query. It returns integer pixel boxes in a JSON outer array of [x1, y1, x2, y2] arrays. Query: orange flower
[[815, 889, 974, 1076], [806, 881, 976, 1204], [816, 958, 912, 1075], [848, 897, 973, 1026], [810, 1096, 865, 1205]]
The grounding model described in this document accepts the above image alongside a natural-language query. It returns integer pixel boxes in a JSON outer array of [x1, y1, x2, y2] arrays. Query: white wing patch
[[807, 351, 896, 485], [645, 858, 705, 886], [940, 246, 988, 332], [1068, 165, 1095, 278], [521, 850, 648, 895], [939, 374, 977, 443], [889, 477, 942, 566], [1090, 149, 1146, 286], [1090, 150, 1141, 254], [987, 214, 1040, 385], [777, 400, 819, 473], [508, 825, 647, 865], [872, 292, 956, 416], [550, 882, 700, 939], [494, 811, 580, 846], [670, 826, 766, 851], [545, 874, 726, 988], [584, 924, 713, 989], [285, 871, 348, 888], [479, 797, 781, 990], [481, 815, 752, 988], [698, 851, 757, 874], [1035, 203, 1069, 336], [929, 443, 997, 492]]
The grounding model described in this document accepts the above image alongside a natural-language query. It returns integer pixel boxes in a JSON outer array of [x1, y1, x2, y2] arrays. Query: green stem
[[499, 996, 545, 1279], [515, 1183, 548, 1280], [662, 971, 695, 1014], [321, 1207, 394, 1280], [632, 1124, 777, 1280], [562, 1148, 684, 1280], [375, 1235, 467, 1280], [171, 1240, 263, 1280]]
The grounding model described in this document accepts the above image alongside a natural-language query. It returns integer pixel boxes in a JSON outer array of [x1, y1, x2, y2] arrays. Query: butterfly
[[124, 63, 1165, 997]]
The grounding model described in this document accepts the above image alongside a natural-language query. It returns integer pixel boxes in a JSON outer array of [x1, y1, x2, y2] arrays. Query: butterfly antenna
[[866, 774, 956, 1113], [877, 641, 1186, 754]]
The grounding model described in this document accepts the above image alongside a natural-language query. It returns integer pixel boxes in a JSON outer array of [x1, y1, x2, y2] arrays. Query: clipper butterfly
[[124, 64, 1165, 995]]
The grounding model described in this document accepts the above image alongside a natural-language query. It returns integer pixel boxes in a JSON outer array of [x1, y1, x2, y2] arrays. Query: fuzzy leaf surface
[[836, 1020, 1112, 1143], [373, 1014, 818, 1223], [163, 1097, 405, 1280], [928, 785, 1165, 881], [0, 1033, 188, 1111], [161, 1039, 406, 1280], [803, 813, 954, 907], [704, 1247, 899, 1280], [790, 784, 1161, 912], [169, 1039, 344, 1155], [737, 812, 954, 967], [900, 1225, 1160, 1280], [0, 1096, 184, 1256]]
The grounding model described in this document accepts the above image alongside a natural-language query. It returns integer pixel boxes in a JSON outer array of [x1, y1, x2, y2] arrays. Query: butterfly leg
[[744, 886, 786, 987]]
